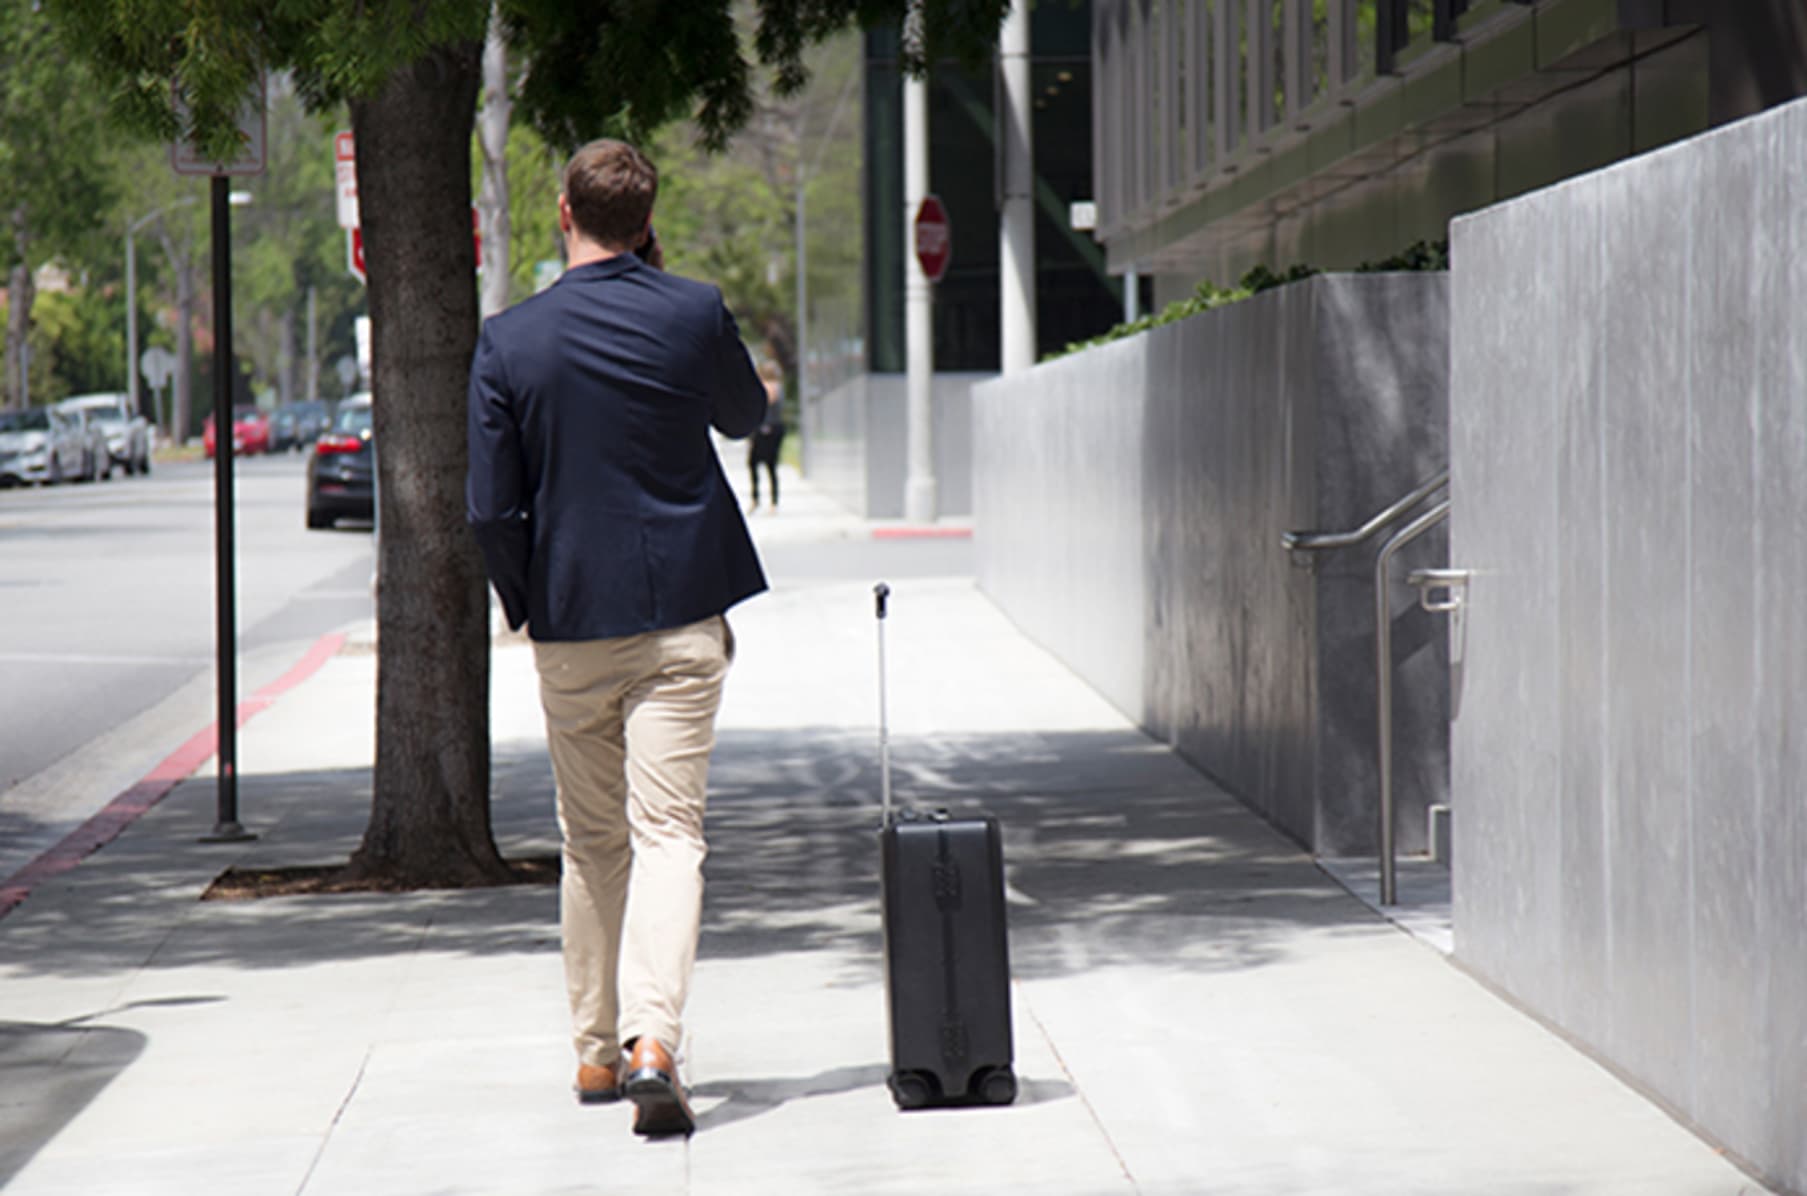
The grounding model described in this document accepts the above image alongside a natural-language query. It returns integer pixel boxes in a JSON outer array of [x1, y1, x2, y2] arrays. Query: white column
[[903, 63, 938, 523], [999, 2, 1036, 376]]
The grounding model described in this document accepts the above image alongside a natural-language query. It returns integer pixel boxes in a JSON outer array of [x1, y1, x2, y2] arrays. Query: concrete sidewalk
[[0, 470, 1772, 1195]]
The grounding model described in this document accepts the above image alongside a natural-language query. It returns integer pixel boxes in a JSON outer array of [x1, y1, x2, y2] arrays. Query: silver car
[[56, 393, 152, 476], [0, 408, 88, 486]]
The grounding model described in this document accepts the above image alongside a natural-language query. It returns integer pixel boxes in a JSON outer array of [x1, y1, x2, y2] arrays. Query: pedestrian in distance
[[746, 360, 786, 511], [466, 138, 769, 1138]]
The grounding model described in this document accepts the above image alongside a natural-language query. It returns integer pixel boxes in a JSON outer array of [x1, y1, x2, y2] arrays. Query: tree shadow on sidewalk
[[0, 722, 1378, 986], [700, 725, 1381, 983]]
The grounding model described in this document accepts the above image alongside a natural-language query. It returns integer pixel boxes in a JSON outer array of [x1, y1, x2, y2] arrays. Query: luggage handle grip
[[874, 582, 890, 620]]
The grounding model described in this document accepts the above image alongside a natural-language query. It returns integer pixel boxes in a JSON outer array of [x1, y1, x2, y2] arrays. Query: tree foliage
[[51, 0, 1010, 157], [0, 6, 116, 267], [1, 2, 119, 407]]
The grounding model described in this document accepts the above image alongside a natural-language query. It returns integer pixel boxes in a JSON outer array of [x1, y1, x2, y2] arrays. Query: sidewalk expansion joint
[[295, 1045, 372, 1196]]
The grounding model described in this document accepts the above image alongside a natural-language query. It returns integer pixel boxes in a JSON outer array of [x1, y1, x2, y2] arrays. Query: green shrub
[[1047, 240, 1448, 362]]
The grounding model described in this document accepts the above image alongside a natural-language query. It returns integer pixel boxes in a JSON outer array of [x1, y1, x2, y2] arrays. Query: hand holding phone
[[634, 226, 662, 269]]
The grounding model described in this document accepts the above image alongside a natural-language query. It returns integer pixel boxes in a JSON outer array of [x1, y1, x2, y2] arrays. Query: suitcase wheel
[[888, 1071, 935, 1110], [975, 1065, 1018, 1106]]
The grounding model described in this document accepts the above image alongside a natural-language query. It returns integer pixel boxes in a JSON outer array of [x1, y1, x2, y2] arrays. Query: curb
[[0, 631, 347, 921], [871, 525, 973, 540]]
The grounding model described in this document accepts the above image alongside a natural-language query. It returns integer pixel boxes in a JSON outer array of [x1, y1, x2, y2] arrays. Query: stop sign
[[913, 195, 951, 283]]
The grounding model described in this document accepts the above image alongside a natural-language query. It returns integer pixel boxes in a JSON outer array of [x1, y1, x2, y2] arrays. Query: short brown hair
[[563, 139, 658, 250]]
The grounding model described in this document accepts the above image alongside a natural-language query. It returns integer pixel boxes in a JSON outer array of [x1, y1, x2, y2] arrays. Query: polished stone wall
[[976, 274, 1450, 855], [1450, 95, 1807, 1194], [801, 372, 983, 519]]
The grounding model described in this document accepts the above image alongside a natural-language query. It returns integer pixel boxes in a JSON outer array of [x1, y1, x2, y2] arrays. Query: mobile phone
[[634, 226, 659, 263]]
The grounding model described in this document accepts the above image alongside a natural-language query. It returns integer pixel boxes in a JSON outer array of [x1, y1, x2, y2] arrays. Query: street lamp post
[[126, 197, 197, 427]]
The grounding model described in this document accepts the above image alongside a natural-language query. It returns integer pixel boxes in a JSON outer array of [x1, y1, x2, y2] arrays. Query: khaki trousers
[[532, 615, 733, 1069]]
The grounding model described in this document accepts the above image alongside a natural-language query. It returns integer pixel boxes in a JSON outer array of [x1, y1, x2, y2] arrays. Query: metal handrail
[[1282, 470, 1449, 556], [1375, 499, 1451, 906]]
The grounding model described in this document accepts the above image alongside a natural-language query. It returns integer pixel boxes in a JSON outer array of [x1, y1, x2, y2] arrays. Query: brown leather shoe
[[623, 1037, 695, 1136], [574, 1059, 621, 1105]]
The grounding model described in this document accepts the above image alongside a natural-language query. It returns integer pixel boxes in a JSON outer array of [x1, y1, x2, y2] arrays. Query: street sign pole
[[202, 173, 251, 843], [174, 79, 265, 844]]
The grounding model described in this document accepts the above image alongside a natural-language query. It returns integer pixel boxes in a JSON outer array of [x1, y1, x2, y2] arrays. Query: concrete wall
[[976, 274, 1449, 855], [801, 372, 984, 519], [1450, 96, 1807, 1194]]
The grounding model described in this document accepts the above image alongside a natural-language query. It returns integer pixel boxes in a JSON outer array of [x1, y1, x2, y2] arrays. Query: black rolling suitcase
[[873, 582, 1017, 1109]]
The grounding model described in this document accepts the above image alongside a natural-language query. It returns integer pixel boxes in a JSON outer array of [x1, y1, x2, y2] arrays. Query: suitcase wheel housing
[[975, 1065, 1018, 1106], [888, 1071, 936, 1109]]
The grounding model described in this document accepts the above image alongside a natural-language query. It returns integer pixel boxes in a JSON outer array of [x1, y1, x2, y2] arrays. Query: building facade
[[1093, 0, 1807, 301]]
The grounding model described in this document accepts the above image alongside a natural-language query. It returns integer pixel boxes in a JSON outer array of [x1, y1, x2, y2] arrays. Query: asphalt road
[[0, 452, 374, 875]]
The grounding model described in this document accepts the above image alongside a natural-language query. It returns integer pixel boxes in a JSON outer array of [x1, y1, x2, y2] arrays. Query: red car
[[203, 406, 272, 457]]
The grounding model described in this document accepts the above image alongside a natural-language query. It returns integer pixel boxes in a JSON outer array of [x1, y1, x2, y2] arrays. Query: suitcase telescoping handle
[[874, 582, 893, 826]]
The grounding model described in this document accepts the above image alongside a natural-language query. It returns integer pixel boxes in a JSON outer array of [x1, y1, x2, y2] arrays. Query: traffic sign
[[913, 195, 951, 283], [335, 131, 358, 229], [171, 77, 267, 177], [140, 345, 177, 391]]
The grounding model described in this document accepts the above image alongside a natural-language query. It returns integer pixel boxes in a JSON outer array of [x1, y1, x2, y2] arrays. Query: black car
[[271, 399, 336, 453], [304, 395, 373, 529]]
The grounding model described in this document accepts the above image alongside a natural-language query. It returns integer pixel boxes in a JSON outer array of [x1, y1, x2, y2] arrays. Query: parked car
[[269, 399, 335, 453], [304, 394, 373, 529], [55, 392, 152, 475], [0, 407, 88, 486], [203, 405, 273, 458]]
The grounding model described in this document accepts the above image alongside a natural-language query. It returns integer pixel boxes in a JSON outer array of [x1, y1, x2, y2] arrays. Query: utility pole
[[999, 3, 1036, 375], [305, 286, 318, 401]]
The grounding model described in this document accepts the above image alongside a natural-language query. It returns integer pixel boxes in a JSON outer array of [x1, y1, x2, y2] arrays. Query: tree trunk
[[344, 41, 508, 888], [277, 306, 296, 407], [477, 5, 512, 321], [761, 314, 797, 388], [6, 208, 33, 411]]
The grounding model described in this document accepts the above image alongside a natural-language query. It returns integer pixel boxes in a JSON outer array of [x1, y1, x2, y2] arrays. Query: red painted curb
[[871, 526, 974, 540], [0, 631, 349, 920]]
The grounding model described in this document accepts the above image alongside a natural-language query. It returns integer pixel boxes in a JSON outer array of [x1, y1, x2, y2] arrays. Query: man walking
[[467, 139, 768, 1137]]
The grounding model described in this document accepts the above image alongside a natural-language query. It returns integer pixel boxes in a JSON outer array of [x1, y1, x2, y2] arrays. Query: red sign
[[335, 131, 358, 229], [913, 194, 951, 283]]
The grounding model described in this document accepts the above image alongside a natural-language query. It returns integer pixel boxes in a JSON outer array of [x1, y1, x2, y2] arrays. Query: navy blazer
[[466, 255, 768, 641]]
